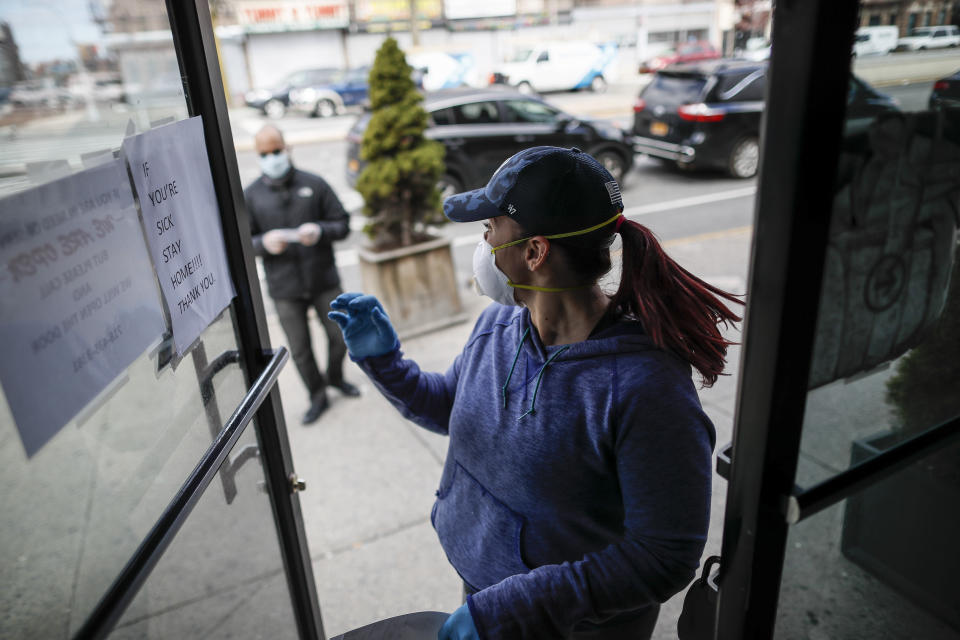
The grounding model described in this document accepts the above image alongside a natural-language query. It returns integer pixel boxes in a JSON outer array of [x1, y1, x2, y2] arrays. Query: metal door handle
[[514, 134, 535, 142]]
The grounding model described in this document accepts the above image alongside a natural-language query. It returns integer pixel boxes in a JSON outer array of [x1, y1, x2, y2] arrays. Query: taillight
[[934, 80, 950, 91], [633, 98, 646, 112], [677, 103, 725, 122]]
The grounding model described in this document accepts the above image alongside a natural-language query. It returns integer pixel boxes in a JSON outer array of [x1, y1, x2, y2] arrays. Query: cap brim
[[443, 187, 502, 223]]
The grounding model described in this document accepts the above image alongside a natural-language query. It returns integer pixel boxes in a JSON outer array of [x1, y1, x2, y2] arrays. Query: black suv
[[632, 59, 767, 178], [633, 59, 900, 179], [347, 88, 634, 198]]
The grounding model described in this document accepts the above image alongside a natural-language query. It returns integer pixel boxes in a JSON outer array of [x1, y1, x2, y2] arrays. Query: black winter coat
[[245, 168, 350, 300]]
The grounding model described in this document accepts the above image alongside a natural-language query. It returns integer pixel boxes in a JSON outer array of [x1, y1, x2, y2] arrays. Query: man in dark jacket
[[245, 125, 360, 424]]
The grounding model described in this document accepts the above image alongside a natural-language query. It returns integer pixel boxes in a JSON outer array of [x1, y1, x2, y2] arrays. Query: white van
[[897, 25, 960, 50], [492, 42, 615, 93], [853, 26, 899, 56]]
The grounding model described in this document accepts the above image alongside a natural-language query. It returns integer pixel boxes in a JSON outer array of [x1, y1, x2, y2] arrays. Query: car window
[[286, 71, 307, 86], [934, 29, 946, 37], [643, 72, 708, 105], [509, 49, 532, 63], [503, 99, 560, 123], [910, 27, 933, 36], [712, 70, 766, 102], [346, 68, 368, 83], [430, 107, 456, 126], [454, 101, 500, 124], [537, 51, 549, 63]]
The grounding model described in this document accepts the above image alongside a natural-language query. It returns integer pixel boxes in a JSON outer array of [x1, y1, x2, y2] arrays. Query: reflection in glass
[[799, 65, 960, 484], [0, 314, 246, 639], [780, 12, 960, 638], [109, 427, 299, 640], [776, 443, 960, 639], [0, 2, 186, 199]]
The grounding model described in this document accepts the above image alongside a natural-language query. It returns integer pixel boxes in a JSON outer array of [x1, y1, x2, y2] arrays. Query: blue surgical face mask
[[259, 150, 291, 179]]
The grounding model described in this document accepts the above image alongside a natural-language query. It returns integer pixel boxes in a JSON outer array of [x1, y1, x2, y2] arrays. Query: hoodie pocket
[[432, 462, 531, 590]]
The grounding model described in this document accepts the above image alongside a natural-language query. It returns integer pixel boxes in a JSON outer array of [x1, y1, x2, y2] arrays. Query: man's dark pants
[[274, 286, 347, 400]]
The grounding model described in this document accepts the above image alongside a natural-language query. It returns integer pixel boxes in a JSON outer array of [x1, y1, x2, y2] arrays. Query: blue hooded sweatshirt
[[356, 303, 715, 639]]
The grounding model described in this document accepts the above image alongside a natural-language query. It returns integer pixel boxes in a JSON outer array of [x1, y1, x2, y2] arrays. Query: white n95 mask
[[472, 240, 519, 307], [259, 151, 291, 179]]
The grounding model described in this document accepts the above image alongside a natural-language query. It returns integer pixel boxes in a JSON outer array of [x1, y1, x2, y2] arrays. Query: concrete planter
[[841, 430, 960, 631], [358, 236, 467, 339]]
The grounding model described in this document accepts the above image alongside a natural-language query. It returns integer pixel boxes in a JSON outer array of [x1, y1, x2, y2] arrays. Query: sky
[[1, 0, 105, 64]]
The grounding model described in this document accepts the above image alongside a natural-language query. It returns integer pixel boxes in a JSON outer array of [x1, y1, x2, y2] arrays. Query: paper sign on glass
[[122, 116, 236, 355], [0, 159, 166, 457]]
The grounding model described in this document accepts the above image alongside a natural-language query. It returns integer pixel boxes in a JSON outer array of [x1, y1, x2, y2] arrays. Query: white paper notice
[[122, 116, 236, 355], [0, 159, 166, 457]]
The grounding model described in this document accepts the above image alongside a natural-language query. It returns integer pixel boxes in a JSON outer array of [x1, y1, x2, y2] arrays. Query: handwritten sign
[[122, 116, 235, 355], [0, 159, 166, 457]]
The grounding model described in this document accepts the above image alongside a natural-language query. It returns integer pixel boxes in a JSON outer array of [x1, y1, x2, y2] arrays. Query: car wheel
[[264, 99, 286, 119], [314, 99, 337, 118], [593, 149, 627, 183], [437, 173, 462, 200], [728, 137, 760, 179], [516, 81, 535, 95], [589, 75, 607, 93]]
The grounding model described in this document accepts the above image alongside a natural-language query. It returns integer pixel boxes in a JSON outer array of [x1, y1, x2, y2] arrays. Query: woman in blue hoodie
[[328, 147, 742, 639]]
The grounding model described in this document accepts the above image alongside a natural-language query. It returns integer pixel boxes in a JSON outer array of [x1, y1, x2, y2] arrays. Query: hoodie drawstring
[[520, 346, 570, 419], [501, 327, 529, 408]]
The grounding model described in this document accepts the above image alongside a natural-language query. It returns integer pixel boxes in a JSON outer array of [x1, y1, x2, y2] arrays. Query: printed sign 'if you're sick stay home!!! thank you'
[[122, 116, 236, 355]]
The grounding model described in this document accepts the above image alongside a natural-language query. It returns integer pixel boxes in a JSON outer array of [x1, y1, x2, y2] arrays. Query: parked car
[[631, 59, 899, 178], [9, 79, 71, 109], [638, 40, 720, 74], [244, 68, 355, 118], [288, 67, 369, 117], [346, 88, 634, 198], [489, 42, 615, 94], [853, 26, 899, 56], [929, 70, 960, 109], [895, 25, 960, 51]]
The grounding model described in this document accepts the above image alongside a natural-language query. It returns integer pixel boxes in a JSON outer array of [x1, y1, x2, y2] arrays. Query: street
[[228, 67, 943, 300]]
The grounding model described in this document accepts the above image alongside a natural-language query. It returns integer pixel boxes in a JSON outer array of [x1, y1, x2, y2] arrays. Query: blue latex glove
[[438, 604, 479, 640], [328, 292, 400, 359]]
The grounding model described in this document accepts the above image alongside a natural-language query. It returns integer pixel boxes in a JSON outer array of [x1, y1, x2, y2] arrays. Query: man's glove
[[297, 222, 321, 246], [328, 293, 400, 359], [262, 229, 289, 255], [438, 604, 479, 640]]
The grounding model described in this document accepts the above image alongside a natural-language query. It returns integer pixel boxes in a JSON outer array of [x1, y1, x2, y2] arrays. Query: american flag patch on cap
[[604, 181, 622, 207]]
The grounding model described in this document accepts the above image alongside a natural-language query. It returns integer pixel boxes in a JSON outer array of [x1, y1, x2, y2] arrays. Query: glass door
[[0, 1, 322, 638], [716, 0, 960, 637]]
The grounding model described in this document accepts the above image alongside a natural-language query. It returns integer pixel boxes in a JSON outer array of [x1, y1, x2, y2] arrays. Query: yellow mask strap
[[490, 211, 624, 253], [508, 282, 592, 293]]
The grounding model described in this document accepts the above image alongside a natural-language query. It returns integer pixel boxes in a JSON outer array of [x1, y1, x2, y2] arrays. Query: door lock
[[289, 473, 306, 493]]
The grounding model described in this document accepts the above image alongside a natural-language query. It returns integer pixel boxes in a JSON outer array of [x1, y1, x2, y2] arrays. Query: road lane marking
[[335, 187, 758, 268]]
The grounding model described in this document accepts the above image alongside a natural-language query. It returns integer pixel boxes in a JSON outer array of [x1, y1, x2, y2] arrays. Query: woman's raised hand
[[328, 292, 400, 359]]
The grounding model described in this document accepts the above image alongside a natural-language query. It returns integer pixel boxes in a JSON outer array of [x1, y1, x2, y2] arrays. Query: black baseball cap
[[442, 146, 624, 239]]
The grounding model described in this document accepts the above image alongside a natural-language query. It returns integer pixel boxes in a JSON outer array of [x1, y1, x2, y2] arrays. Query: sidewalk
[[273, 227, 751, 638]]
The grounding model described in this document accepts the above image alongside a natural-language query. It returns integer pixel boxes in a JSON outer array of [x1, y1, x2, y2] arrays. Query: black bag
[[677, 555, 721, 640]]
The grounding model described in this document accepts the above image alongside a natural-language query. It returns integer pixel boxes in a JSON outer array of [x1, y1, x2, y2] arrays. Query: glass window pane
[[777, 441, 960, 639], [0, 3, 266, 638], [108, 426, 299, 639], [0, 2, 187, 199], [0, 314, 249, 639], [799, 21, 960, 485]]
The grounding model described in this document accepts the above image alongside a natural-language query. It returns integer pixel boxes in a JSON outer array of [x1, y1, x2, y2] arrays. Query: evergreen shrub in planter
[[355, 37, 465, 337]]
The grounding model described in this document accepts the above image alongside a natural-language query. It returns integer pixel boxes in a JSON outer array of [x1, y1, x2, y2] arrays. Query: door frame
[[73, 2, 325, 638], [716, 0, 960, 637]]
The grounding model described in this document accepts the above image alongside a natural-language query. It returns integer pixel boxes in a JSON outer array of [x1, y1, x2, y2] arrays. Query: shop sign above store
[[236, 0, 349, 31], [0, 159, 166, 457], [122, 116, 236, 357]]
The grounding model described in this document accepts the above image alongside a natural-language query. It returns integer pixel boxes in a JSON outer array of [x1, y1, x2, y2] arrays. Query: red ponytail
[[611, 220, 744, 387]]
